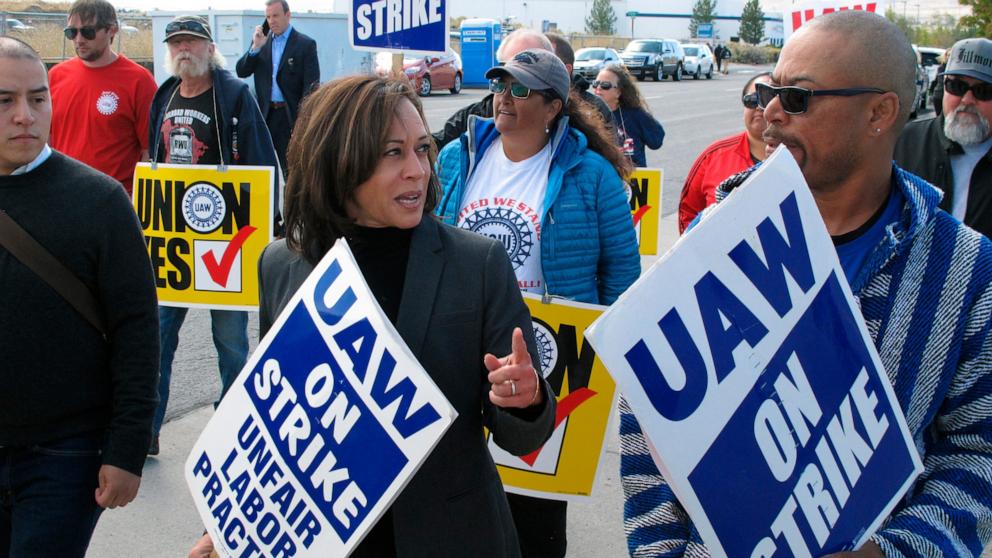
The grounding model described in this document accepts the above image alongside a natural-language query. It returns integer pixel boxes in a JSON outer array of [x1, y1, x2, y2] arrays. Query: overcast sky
[[115, 0, 971, 21]]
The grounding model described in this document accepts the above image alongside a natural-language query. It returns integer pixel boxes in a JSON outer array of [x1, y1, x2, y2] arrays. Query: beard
[[75, 44, 106, 63], [165, 50, 210, 79], [944, 104, 992, 145]]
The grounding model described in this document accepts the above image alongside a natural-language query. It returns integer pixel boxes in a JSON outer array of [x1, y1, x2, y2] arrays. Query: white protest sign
[[784, 1, 879, 41], [185, 240, 456, 557], [586, 147, 922, 557]]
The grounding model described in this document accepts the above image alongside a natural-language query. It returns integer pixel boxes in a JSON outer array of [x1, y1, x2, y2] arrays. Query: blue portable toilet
[[460, 18, 502, 87]]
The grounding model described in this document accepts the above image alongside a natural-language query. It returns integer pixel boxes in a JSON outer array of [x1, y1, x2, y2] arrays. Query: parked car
[[573, 47, 622, 80], [621, 39, 686, 81], [374, 49, 463, 96], [681, 43, 714, 80], [910, 46, 931, 119], [916, 45, 945, 85], [1, 18, 33, 32]]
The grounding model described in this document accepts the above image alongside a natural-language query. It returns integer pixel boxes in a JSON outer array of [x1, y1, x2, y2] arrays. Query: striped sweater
[[619, 166, 992, 557]]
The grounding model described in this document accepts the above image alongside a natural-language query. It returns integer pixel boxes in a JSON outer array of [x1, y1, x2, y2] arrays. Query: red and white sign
[[785, 1, 879, 41]]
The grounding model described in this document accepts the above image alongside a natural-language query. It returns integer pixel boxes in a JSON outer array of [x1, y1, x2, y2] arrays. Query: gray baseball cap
[[943, 38, 992, 84], [485, 49, 571, 106]]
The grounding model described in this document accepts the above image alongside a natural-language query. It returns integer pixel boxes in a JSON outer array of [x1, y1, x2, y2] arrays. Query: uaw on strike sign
[[586, 147, 922, 557], [185, 240, 455, 557], [133, 163, 274, 310], [490, 294, 616, 500]]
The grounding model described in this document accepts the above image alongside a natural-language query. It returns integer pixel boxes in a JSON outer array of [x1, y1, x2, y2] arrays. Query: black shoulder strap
[[0, 209, 107, 336]]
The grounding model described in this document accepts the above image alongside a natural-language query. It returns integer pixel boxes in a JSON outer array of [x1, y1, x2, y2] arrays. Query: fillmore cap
[[485, 49, 571, 106], [943, 38, 992, 84], [163, 15, 212, 42]]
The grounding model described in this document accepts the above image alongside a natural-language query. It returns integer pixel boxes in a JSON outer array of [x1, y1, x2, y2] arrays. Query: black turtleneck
[[345, 225, 413, 325]]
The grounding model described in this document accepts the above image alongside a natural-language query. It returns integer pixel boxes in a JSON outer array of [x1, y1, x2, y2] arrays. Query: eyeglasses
[[63, 26, 104, 40], [944, 77, 992, 102], [754, 82, 886, 115], [592, 80, 617, 90], [490, 79, 533, 99], [165, 20, 209, 37], [742, 92, 760, 109]]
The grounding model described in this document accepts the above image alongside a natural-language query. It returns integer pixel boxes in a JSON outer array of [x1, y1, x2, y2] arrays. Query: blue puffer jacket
[[436, 115, 640, 305]]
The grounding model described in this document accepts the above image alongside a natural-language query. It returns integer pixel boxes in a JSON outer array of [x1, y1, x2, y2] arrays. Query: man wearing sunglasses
[[895, 38, 992, 240], [48, 0, 156, 195], [621, 11, 992, 558]]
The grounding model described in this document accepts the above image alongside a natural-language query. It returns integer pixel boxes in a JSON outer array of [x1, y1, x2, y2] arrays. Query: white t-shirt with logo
[[456, 138, 552, 294]]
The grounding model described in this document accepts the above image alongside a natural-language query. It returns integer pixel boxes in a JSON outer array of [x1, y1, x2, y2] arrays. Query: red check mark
[[202, 226, 256, 288], [519, 387, 598, 466], [632, 205, 652, 226]]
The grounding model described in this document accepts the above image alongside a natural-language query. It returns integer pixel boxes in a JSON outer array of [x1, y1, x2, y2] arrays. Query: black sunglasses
[[742, 92, 760, 109], [755, 82, 886, 115], [592, 80, 617, 90], [944, 77, 992, 102], [490, 79, 534, 99], [165, 20, 209, 36], [63, 25, 104, 40]]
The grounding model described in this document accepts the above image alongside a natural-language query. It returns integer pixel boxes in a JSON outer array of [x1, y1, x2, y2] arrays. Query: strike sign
[[186, 240, 456, 557], [586, 147, 922, 557]]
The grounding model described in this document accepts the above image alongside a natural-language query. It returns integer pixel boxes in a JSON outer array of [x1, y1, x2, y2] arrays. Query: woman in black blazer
[[189, 75, 556, 558]]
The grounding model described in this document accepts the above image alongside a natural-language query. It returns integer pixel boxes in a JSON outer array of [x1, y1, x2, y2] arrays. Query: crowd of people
[[2, 1, 991, 557]]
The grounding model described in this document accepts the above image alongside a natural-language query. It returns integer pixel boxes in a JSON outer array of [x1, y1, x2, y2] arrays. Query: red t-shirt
[[49, 54, 157, 193], [678, 131, 758, 234]]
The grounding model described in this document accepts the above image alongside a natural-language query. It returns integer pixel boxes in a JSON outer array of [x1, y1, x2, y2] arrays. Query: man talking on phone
[[235, 0, 318, 178]]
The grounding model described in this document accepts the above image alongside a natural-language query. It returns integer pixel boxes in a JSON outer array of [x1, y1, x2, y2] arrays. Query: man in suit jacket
[[235, 0, 319, 175]]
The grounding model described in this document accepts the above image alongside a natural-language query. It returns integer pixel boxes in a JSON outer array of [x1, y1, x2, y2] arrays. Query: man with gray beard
[[895, 38, 992, 238], [147, 15, 277, 456]]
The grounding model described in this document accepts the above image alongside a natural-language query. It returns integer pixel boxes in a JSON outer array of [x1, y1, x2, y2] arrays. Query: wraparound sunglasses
[[755, 82, 886, 115]]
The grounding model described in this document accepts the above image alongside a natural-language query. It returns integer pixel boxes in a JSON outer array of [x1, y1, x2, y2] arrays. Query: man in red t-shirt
[[49, 0, 157, 194]]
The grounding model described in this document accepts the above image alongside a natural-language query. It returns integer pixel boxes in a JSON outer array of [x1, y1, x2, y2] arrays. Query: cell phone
[[261, 20, 269, 35]]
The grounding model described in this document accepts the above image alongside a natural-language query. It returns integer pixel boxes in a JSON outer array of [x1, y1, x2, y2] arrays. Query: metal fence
[[0, 11, 153, 63]]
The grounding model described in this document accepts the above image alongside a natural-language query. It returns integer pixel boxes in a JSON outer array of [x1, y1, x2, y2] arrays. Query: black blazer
[[257, 216, 556, 557], [235, 26, 319, 124]]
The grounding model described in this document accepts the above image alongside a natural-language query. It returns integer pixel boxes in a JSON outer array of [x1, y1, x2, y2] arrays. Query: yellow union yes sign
[[628, 168, 663, 256], [490, 293, 617, 500], [132, 163, 274, 310]]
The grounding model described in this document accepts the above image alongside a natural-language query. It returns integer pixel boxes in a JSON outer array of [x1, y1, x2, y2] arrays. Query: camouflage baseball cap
[[164, 15, 212, 42]]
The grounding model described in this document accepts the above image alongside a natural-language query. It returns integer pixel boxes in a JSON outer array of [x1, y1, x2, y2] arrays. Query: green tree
[[689, 0, 718, 38], [959, 0, 992, 37], [738, 0, 765, 44], [585, 0, 617, 35]]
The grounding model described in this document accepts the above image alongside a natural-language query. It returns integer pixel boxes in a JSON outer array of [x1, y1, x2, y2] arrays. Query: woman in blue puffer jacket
[[436, 49, 640, 308], [435, 48, 640, 558]]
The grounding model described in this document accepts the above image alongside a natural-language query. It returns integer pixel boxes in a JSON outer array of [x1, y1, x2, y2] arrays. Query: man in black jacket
[[0, 36, 158, 556], [894, 38, 992, 237], [235, 0, 319, 175]]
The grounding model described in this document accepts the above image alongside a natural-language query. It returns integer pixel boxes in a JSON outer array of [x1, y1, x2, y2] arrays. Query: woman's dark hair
[[602, 63, 650, 113], [742, 71, 772, 97], [548, 90, 633, 179], [283, 75, 441, 263]]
